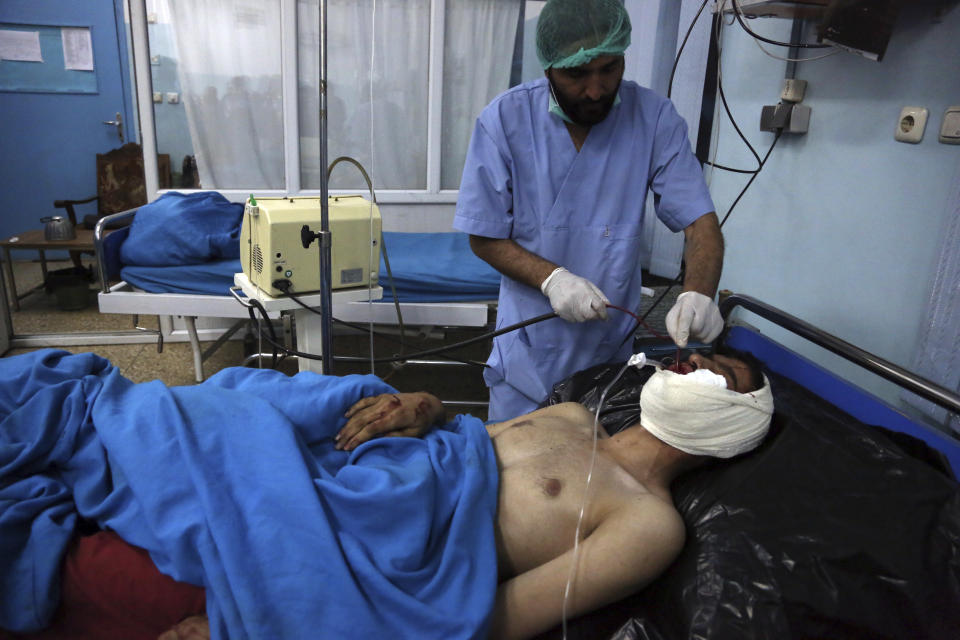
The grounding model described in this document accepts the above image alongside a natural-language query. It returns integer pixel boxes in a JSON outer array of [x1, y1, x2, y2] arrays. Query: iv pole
[[317, 0, 334, 374]]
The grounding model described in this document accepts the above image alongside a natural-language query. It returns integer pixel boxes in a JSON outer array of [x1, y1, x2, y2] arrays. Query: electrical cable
[[715, 71, 763, 170], [751, 38, 841, 63], [667, 0, 711, 99], [729, 0, 833, 49], [703, 7, 727, 190], [719, 130, 781, 227]]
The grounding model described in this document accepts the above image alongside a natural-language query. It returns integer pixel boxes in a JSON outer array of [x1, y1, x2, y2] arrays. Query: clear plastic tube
[[560, 358, 634, 638]]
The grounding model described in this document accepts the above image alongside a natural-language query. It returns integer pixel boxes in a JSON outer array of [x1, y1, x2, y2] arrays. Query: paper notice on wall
[[62, 27, 94, 71], [0, 30, 43, 62]]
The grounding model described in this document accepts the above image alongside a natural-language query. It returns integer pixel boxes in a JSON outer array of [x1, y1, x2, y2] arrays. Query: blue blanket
[[0, 350, 499, 639], [119, 191, 244, 267], [380, 232, 500, 302]]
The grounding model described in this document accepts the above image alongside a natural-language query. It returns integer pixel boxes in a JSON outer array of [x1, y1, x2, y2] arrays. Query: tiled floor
[[2, 258, 681, 422], [3, 258, 248, 387]]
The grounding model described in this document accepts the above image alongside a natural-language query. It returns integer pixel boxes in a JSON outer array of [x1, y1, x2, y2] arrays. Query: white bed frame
[[93, 210, 493, 384]]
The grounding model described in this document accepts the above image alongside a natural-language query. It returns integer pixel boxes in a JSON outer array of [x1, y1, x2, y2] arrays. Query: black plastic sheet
[[537, 364, 960, 640]]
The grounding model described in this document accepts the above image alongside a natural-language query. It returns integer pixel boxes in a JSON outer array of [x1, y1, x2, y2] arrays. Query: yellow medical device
[[240, 195, 381, 297]]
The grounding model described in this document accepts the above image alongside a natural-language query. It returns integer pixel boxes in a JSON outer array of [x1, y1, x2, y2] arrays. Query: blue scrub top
[[454, 77, 715, 420]]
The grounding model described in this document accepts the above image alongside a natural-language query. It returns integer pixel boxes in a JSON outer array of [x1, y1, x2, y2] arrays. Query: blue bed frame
[[719, 293, 960, 475]]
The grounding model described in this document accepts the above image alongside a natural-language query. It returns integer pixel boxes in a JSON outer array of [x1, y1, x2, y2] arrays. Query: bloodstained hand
[[336, 392, 445, 451]]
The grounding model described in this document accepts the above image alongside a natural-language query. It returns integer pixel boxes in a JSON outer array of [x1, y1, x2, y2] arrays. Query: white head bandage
[[639, 368, 774, 458]]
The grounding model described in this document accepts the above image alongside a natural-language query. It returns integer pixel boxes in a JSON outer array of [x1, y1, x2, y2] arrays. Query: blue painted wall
[[710, 6, 960, 409], [0, 0, 135, 244]]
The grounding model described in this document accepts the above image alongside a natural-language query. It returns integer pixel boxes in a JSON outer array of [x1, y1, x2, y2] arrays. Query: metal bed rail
[[719, 293, 960, 416], [93, 207, 140, 294]]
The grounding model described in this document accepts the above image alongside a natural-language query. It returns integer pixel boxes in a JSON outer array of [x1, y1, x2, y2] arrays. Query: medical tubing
[[561, 358, 634, 639], [326, 315, 485, 368], [332, 318, 486, 369], [247, 291, 559, 364], [326, 155, 406, 363]]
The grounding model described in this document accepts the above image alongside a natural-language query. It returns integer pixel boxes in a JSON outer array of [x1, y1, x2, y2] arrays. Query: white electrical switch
[[152, 92, 162, 103], [939, 106, 960, 145], [894, 106, 928, 144], [166, 92, 180, 104], [150, 55, 160, 65]]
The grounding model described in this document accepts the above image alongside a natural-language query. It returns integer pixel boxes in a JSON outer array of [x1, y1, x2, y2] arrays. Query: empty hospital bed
[[93, 191, 500, 383], [3, 293, 958, 639]]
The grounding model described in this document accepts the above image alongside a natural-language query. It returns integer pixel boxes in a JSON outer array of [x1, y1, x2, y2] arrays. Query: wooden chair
[[53, 143, 170, 268]]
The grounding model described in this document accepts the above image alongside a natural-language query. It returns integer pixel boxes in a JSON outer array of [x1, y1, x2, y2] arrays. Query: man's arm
[[664, 212, 725, 346], [468, 235, 557, 290], [680, 211, 723, 298], [336, 392, 446, 451], [489, 498, 685, 640], [469, 235, 609, 323]]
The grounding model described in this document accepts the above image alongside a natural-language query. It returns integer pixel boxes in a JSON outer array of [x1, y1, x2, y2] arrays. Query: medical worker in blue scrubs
[[454, 0, 725, 421]]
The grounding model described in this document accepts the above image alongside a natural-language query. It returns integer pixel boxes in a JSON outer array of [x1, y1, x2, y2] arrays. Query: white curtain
[[904, 167, 960, 434], [441, 0, 522, 190], [299, 0, 520, 191], [164, 0, 285, 189], [299, 0, 431, 190], [159, 0, 519, 192]]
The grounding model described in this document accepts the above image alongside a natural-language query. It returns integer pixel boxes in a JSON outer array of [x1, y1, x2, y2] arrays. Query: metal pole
[[719, 294, 960, 416], [318, 0, 334, 374], [129, 0, 159, 200]]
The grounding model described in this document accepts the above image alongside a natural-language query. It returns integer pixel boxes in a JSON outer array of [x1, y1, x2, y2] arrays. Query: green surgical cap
[[536, 0, 632, 70]]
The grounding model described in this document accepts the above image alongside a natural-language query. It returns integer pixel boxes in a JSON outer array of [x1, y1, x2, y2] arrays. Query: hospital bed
[[6, 293, 958, 640], [541, 293, 960, 639], [92, 193, 500, 384]]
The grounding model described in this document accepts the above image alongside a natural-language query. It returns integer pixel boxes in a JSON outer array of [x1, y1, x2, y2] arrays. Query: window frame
[[131, 0, 458, 204]]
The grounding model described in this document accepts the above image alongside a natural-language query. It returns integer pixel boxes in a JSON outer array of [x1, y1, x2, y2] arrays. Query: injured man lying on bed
[[0, 348, 772, 640]]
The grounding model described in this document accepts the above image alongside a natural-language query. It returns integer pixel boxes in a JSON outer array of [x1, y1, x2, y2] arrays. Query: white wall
[[711, 6, 960, 408]]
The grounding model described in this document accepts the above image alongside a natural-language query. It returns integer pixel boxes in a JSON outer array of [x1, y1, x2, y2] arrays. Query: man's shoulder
[[618, 80, 673, 113], [590, 494, 686, 589], [480, 78, 549, 121], [612, 492, 685, 547]]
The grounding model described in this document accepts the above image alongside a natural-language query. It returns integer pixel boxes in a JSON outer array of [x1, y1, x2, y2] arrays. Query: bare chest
[[488, 410, 646, 578]]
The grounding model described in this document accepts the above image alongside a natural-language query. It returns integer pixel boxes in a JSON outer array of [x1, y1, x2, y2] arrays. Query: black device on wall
[[817, 0, 902, 61]]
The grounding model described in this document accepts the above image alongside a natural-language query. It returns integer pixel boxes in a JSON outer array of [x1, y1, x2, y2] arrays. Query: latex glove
[[540, 267, 609, 322], [665, 291, 724, 347]]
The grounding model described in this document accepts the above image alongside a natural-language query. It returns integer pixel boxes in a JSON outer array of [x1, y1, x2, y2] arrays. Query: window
[[143, 0, 522, 200]]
